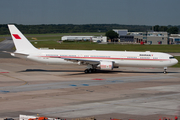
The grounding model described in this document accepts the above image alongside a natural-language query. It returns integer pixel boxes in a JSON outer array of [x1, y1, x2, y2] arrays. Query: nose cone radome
[[175, 58, 178, 64], [172, 58, 178, 66]]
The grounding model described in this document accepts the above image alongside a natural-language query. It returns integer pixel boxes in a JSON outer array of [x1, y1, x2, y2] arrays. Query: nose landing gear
[[163, 67, 167, 74]]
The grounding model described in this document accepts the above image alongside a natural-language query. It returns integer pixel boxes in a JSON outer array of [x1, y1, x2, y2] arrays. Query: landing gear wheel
[[84, 69, 97, 73], [163, 67, 167, 74], [92, 69, 97, 73], [84, 69, 89, 73], [163, 69, 167, 74], [88, 69, 92, 73]]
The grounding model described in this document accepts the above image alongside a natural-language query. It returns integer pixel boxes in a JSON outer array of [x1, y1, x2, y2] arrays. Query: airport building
[[112, 29, 134, 43], [113, 29, 128, 36], [131, 31, 168, 45], [61, 30, 170, 45], [169, 34, 180, 44], [61, 36, 107, 43], [119, 35, 134, 43]]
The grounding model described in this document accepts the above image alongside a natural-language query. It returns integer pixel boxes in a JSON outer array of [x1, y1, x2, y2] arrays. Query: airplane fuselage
[[14, 49, 178, 68]]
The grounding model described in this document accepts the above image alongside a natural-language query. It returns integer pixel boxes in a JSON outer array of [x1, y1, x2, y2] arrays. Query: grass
[[0, 35, 9, 42], [32, 40, 180, 52], [0, 38, 5, 42]]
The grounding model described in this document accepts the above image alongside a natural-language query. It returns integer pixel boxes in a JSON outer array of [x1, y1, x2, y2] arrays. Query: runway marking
[[0, 73, 28, 86], [82, 84, 89, 86], [0, 72, 9, 73], [0, 90, 10, 93], [92, 78, 105, 80]]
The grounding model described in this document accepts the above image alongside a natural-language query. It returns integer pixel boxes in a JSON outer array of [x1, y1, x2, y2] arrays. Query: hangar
[[61, 36, 107, 43]]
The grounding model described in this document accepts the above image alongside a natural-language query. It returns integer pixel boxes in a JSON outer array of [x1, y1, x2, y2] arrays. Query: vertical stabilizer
[[8, 24, 37, 51]]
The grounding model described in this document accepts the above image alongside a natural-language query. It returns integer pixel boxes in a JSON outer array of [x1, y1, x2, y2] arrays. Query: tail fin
[[8, 24, 37, 51]]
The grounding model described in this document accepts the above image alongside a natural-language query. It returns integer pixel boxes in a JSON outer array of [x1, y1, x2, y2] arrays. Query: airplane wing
[[62, 57, 100, 65]]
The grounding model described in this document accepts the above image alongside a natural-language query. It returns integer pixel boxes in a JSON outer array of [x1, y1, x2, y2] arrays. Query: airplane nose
[[173, 58, 178, 65], [175, 58, 178, 64]]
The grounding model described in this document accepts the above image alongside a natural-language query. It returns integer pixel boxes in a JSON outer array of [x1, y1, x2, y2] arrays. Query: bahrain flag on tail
[[12, 34, 21, 39]]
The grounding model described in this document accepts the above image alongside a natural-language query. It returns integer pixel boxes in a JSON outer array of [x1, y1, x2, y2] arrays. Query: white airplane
[[8, 24, 178, 74]]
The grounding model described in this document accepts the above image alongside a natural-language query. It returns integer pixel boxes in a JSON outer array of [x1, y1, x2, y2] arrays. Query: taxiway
[[0, 53, 180, 120]]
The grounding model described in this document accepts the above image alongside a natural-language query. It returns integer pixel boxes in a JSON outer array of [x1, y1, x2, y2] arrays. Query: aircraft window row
[[46, 54, 78, 57], [140, 57, 150, 59], [59, 55, 76, 57], [153, 57, 158, 59], [46, 54, 111, 58], [127, 57, 137, 58], [90, 55, 110, 58], [60, 55, 68, 56], [46, 54, 58, 56], [139, 54, 152, 56], [169, 57, 175, 59]]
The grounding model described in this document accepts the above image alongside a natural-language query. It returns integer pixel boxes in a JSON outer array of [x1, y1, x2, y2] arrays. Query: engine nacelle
[[100, 61, 113, 70]]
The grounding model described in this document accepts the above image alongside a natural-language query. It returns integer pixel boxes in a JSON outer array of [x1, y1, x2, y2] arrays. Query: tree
[[153, 25, 168, 32], [153, 25, 159, 31], [105, 30, 119, 41], [167, 27, 179, 34], [159, 26, 168, 31]]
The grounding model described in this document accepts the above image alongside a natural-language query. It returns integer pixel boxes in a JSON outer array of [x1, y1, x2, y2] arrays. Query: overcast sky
[[0, 0, 179, 25]]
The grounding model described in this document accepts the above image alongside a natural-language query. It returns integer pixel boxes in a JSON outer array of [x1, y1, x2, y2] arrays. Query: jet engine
[[100, 61, 113, 70]]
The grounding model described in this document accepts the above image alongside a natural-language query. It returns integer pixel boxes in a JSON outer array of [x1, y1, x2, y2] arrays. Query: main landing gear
[[163, 67, 167, 74], [84, 68, 97, 73], [84, 64, 97, 73]]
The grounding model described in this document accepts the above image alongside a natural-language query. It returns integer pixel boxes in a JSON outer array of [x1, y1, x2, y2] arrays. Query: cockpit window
[[169, 57, 175, 59]]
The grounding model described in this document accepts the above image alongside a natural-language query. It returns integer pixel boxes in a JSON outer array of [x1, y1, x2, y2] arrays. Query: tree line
[[0, 24, 179, 35], [153, 25, 179, 34]]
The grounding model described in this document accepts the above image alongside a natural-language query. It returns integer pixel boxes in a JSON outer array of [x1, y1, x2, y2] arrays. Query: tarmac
[[0, 54, 180, 120], [0, 40, 180, 120], [0, 39, 14, 51]]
